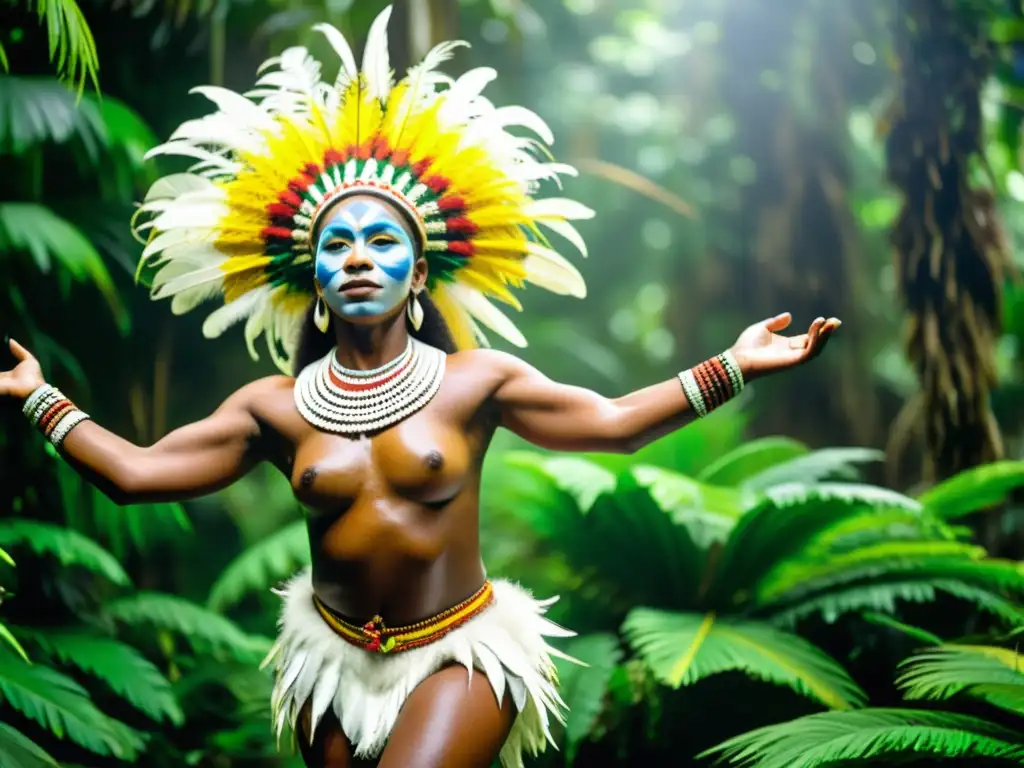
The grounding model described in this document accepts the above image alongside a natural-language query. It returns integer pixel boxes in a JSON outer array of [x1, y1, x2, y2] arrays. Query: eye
[[321, 239, 350, 253], [368, 236, 398, 249]]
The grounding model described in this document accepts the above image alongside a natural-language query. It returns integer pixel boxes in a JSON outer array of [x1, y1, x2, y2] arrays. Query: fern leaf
[[621, 609, 866, 710], [697, 437, 809, 487], [631, 465, 748, 547], [918, 460, 1024, 520], [0, 519, 130, 586], [32, 0, 100, 94], [0, 204, 126, 326], [23, 629, 183, 724], [105, 592, 272, 661], [741, 448, 885, 491], [208, 520, 310, 612], [707, 486, 918, 606], [700, 708, 1024, 768], [553, 633, 622, 760], [504, 452, 616, 514], [898, 644, 1024, 717], [0, 722, 58, 768], [0, 622, 29, 662], [0, 646, 145, 759]]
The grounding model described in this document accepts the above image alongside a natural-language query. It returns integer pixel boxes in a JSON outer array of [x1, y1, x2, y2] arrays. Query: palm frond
[[0, 546, 13, 567], [104, 592, 272, 661], [701, 708, 1024, 768], [740, 448, 885, 491], [898, 644, 1024, 716], [504, 452, 616, 514], [631, 465, 747, 547], [0, 646, 145, 759], [0, 518, 130, 586], [917, 460, 1024, 520], [0, 622, 29, 662], [0, 203, 127, 328], [706, 484, 918, 606], [207, 520, 309, 612], [553, 633, 623, 761], [697, 437, 809, 487], [0, 722, 58, 768], [22, 629, 183, 724], [0, 76, 103, 155], [803, 508, 956, 557], [621, 609, 866, 710], [32, 0, 100, 94]]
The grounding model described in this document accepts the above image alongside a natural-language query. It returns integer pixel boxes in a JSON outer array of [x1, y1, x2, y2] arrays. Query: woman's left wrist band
[[22, 383, 91, 448], [677, 350, 745, 418]]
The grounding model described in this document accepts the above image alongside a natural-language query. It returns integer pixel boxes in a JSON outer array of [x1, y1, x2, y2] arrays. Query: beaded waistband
[[311, 581, 495, 654]]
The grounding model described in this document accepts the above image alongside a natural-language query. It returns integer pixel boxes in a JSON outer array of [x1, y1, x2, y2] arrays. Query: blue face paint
[[314, 198, 417, 320]]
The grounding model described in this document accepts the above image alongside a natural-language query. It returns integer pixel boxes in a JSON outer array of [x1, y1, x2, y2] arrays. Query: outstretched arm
[[1, 338, 276, 505], [491, 313, 840, 454]]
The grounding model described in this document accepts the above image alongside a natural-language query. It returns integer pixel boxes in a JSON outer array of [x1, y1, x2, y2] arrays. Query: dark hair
[[292, 292, 459, 376]]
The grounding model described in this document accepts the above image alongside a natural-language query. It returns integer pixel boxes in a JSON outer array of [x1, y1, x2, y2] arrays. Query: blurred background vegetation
[[1, 0, 1024, 766]]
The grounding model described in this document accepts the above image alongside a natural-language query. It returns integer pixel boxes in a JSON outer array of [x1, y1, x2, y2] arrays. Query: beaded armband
[[22, 384, 92, 448], [677, 349, 745, 418]]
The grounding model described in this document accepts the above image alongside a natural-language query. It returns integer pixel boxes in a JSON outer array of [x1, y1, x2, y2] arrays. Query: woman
[[0, 7, 839, 768]]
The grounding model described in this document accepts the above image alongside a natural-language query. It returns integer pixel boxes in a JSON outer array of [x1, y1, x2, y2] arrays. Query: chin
[[336, 302, 402, 325]]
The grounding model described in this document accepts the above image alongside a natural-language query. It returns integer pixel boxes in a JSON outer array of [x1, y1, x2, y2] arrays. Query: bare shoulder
[[447, 348, 532, 378], [229, 375, 295, 407]]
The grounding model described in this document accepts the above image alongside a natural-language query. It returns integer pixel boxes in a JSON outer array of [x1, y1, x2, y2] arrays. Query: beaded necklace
[[293, 338, 446, 435]]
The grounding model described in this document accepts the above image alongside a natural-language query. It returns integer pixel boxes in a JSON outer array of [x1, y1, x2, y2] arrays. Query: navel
[[300, 467, 319, 488], [425, 450, 444, 471]]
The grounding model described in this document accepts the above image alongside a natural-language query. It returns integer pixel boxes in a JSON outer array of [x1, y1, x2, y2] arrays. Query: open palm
[[730, 313, 840, 381], [0, 338, 45, 400]]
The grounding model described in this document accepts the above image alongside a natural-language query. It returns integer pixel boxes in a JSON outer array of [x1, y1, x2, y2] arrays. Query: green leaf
[[0, 622, 30, 662], [631, 464, 747, 547], [622, 609, 866, 710], [554, 633, 622, 761], [741, 448, 885, 491], [0, 203, 128, 330], [105, 592, 272, 661], [917, 460, 1024, 520], [860, 613, 943, 647], [0, 722, 58, 768], [700, 709, 1024, 768], [898, 644, 1024, 717], [0, 519, 130, 586], [505, 453, 616, 514], [0, 546, 15, 567], [24, 629, 184, 724], [33, 0, 100, 94], [208, 520, 310, 612], [0, 646, 145, 759], [696, 437, 809, 487], [0, 76, 103, 154]]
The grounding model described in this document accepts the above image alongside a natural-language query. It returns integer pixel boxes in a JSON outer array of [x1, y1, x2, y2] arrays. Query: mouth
[[339, 279, 381, 297]]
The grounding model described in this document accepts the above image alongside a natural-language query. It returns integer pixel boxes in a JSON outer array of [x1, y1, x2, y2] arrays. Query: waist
[[312, 580, 494, 654]]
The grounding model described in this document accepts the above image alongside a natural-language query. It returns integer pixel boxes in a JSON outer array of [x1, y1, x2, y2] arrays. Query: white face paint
[[314, 197, 417, 321]]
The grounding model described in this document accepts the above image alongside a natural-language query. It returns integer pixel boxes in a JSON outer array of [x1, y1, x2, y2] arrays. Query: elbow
[[600, 410, 643, 455], [103, 459, 151, 506]]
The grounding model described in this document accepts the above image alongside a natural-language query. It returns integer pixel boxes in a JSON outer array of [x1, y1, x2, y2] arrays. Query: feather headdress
[[134, 5, 592, 373]]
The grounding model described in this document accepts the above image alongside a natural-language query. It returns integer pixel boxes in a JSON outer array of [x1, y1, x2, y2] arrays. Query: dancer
[[0, 7, 839, 767]]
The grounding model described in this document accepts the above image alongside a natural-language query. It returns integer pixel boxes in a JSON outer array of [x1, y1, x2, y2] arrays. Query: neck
[[332, 310, 411, 371]]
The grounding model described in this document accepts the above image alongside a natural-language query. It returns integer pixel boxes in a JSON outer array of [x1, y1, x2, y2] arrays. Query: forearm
[[606, 378, 701, 453], [20, 381, 261, 506]]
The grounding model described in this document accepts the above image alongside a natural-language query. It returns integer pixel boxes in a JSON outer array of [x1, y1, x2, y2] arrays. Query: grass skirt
[[263, 569, 576, 768]]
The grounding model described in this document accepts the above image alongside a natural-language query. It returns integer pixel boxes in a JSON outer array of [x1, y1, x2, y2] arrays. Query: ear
[[411, 257, 429, 292]]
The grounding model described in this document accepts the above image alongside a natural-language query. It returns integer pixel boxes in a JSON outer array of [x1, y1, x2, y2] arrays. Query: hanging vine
[[884, 0, 1010, 483]]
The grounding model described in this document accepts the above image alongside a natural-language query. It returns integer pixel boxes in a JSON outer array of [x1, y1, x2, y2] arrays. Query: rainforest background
[[2, 0, 1024, 766]]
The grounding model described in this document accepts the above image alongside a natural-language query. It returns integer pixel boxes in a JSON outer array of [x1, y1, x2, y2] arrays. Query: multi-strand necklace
[[294, 338, 446, 435]]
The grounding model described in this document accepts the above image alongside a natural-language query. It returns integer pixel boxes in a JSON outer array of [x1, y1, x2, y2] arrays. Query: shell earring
[[314, 294, 330, 333], [407, 291, 424, 331]]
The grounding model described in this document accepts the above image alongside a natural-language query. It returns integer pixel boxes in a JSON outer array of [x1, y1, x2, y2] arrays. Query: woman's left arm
[[491, 313, 840, 454]]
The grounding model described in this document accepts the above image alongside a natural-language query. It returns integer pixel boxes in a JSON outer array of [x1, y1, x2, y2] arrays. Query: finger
[[808, 327, 835, 359], [8, 337, 31, 362], [787, 333, 808, 350], [764, 312, 792, 332]]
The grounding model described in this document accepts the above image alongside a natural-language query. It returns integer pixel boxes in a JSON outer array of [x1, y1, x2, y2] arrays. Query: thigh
[[378, 664, 516, 768], [298, 702, 377, 768]]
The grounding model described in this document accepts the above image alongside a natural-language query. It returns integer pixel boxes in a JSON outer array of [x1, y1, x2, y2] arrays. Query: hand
[[729, 313, 840, 382], [0, 338, 46, 401]]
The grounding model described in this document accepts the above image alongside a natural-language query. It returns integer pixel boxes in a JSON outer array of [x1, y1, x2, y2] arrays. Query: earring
[[314, 295, 330, 333], [407, 291, 424, 331]]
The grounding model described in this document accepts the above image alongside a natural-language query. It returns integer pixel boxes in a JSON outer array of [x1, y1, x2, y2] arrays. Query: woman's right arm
[[1, 338, 276, 505]]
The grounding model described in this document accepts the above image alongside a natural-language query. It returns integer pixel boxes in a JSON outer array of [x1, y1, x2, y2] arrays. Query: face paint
[[314, 197, 417, 320]]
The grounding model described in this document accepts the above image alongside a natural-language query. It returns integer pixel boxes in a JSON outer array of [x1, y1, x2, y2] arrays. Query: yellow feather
[[428, 282, 477, 350]]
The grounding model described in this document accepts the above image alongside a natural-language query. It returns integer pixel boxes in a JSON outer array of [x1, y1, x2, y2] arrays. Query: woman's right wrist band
[[22, 383, 92, 448], [677, 350, 745, 418]]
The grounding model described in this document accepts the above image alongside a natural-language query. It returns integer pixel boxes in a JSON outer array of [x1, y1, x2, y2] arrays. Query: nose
[[342, 243, 374, 273]]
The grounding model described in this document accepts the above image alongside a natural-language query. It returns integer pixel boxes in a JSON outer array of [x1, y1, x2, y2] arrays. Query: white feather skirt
[[263, 570, 578, 767]]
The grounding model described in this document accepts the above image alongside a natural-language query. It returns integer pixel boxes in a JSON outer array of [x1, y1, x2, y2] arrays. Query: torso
[[248, 349, 504, 625]]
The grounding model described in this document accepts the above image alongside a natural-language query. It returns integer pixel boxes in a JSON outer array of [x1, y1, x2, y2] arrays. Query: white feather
[[439, 67, 497, 125], [170, 283, 224, 315], [522, 243, 586, 298], [312, 23, 359, 90], [145, 142, 241, 174], [536, 219, 588, 258], [447, 283, 527, 348], [362, 5, 394, 103], [525, 198, 595, 221], [143, 173, 216, 203], [152, 264, 227, 299], [201, 288, 267, 339], [189, 85, 276, 129]]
